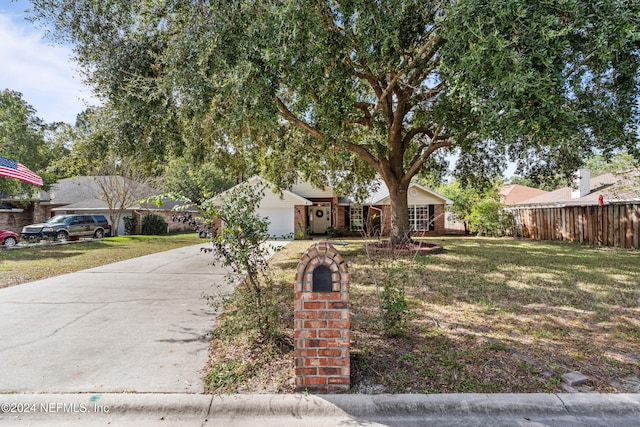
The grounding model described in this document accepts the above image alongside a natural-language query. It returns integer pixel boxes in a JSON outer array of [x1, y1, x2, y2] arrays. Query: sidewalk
[[1, 393, 639, 426]]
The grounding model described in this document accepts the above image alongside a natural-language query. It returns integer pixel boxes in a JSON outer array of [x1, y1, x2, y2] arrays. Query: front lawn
[[206, 236, 640, 393], [0, 233, 202, 288]]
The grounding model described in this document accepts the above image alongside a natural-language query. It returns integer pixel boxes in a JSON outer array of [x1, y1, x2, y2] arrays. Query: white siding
[[407, 187, 444, 205], [289, 180, 334, 199], [377, 185, 446, 205]]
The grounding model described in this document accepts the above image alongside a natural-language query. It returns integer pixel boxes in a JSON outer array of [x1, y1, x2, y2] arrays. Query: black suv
[[21, 214, 112, 242]]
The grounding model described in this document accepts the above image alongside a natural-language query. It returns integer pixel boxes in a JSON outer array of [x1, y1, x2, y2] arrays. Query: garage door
[[259, 208, 294, 238]]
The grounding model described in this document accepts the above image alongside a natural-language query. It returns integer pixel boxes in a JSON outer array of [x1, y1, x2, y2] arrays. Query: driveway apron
[[0, 242, 287, 394]]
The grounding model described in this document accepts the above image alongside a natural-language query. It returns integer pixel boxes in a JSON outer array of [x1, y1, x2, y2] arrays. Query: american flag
[[0, 155, 44, 187]]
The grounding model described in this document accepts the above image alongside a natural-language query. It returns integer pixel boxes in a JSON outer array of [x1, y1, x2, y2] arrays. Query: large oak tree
[[31, 0, 640, 242]]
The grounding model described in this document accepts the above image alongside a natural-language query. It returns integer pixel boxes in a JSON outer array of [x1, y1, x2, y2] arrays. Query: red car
[[0, 229, 19, 247]]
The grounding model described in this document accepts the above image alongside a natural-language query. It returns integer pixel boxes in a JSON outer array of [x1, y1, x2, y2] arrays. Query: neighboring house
[[209, 176, 452, 238], [0, 200, 32, 234], [2, 176, 197, 235], [512, 169, 640, 207], [500, 184, 549, 205]]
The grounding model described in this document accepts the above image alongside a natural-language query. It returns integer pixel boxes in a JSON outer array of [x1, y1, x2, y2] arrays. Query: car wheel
[[56, 231, 69, 241], [94, 229, 104, 239], [3, 237, 17, 247]]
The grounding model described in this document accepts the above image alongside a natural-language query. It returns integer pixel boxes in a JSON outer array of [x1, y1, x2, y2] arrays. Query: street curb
[[2, 393, 640, 427], [3, 393, 639, 418], [207, 393, 640, 417], [0, 394, 212, 417]]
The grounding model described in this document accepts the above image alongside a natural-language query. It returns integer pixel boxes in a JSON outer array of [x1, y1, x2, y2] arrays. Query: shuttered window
[[408, 205, 435, 231]]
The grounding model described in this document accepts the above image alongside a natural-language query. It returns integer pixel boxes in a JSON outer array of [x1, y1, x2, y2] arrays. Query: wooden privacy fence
[[505, 203, 640, 249]]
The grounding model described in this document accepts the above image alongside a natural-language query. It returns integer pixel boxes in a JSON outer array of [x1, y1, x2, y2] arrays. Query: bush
[[123, 215, 137, 235], [468, 199, 511, 236], [325, 226, 339, 237], [201, 181, 282, 340], [141, 213, 168, 235], [379, 264, 410, 337]]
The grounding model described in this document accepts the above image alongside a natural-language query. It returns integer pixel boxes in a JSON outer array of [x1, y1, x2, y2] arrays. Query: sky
[[0, 0, 96, 125]]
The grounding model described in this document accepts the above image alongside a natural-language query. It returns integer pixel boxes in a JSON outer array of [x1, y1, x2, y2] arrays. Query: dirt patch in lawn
[[206, 237, 640, 394]]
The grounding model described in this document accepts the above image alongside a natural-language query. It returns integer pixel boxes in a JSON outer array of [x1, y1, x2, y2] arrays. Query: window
[[349, 206, 364, 231], [408, 205, 435, 231]]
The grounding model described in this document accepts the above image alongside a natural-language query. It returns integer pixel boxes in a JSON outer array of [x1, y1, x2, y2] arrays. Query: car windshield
[[46, 216, 71, 224]]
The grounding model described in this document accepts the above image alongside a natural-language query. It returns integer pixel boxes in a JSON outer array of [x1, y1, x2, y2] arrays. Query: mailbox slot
[[312, 264, 333, 292]]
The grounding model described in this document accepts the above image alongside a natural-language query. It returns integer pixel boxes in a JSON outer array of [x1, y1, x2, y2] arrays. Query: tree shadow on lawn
[[1, 241, 123, 262], [217, 237, 639, 393], [347, 237, 639, 392]]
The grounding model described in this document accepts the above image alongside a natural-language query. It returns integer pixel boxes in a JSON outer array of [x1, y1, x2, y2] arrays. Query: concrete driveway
[[0, 242, 288, 394]]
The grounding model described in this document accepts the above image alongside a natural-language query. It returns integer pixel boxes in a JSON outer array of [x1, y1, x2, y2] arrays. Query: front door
[[309, 204, 331, 234]]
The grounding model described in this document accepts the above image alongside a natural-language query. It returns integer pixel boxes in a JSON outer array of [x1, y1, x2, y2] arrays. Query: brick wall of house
[[33, 202, 52, 224], [0, 210, 31, 233], [335, 205, 345, 230], [434, 204, 445, 235], [294, 241, 350, 393], [0, 202, 52, 233]]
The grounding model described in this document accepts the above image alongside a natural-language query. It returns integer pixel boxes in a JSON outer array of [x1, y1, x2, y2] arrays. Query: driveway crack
[[0, 303, 108, 353]]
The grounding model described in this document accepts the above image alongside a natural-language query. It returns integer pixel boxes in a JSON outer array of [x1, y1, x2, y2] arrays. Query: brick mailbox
[[294, 241, 350, 393]]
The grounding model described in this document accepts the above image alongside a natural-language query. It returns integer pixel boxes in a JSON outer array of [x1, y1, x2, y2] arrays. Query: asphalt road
[[0, 242, 273, 394]]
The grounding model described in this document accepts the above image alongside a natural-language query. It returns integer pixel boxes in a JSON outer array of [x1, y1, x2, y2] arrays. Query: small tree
[[468, 199, 505, 237], [201, 181, 281, 339], [91, 157, 155, 236]]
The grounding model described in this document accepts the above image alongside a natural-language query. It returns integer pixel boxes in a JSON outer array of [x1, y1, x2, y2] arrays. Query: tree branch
[[373, 33, 441, 113], [342, 139, 380, 172], [402, 126, 433, 148], [276, 96, 326, 141], [353, 101, 374, 128], [413, 80, 445, 104], [404, 124, 453, 180], [276, 96, 380, 172]]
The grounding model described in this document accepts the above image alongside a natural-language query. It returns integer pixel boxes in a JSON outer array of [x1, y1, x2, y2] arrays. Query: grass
[[207, 236, 640, 393], [0, 233, 202, 288]]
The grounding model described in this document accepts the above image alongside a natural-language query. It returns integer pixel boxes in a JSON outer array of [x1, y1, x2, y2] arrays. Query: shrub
[[123, 215, 137, 235], [325, 226, 339, 237], [379, 264, 410, 337], [468, 199, 511, 236], [201, 182, 282, 340], [141, 213, 168, 235]]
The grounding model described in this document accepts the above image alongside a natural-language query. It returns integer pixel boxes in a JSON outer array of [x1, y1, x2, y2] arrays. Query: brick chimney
[[571, 169, 591, 199]]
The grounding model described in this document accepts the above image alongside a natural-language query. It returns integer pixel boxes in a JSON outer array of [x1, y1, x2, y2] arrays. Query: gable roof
[[210, 175, 451, 207], [514, 170, 640, 206], [208, 176, 313, 206], [357, 180, 452, 205], [45, 176, 155, 205], [500, 184, 549, 205], [45, 176, 196, 212]]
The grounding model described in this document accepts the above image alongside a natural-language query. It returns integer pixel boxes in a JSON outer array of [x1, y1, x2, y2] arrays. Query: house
[[209, 176, 453, 238], [513, 169, 640, 207], [500, 184, 549, 205], [1, 176, 197, 235]]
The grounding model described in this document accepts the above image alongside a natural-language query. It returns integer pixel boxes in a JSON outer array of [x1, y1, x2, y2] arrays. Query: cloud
[[0, 14, 97, 124]]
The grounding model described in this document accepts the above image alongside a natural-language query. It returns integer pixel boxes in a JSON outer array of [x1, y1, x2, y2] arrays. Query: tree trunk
[[387, 178, 411, 243]]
